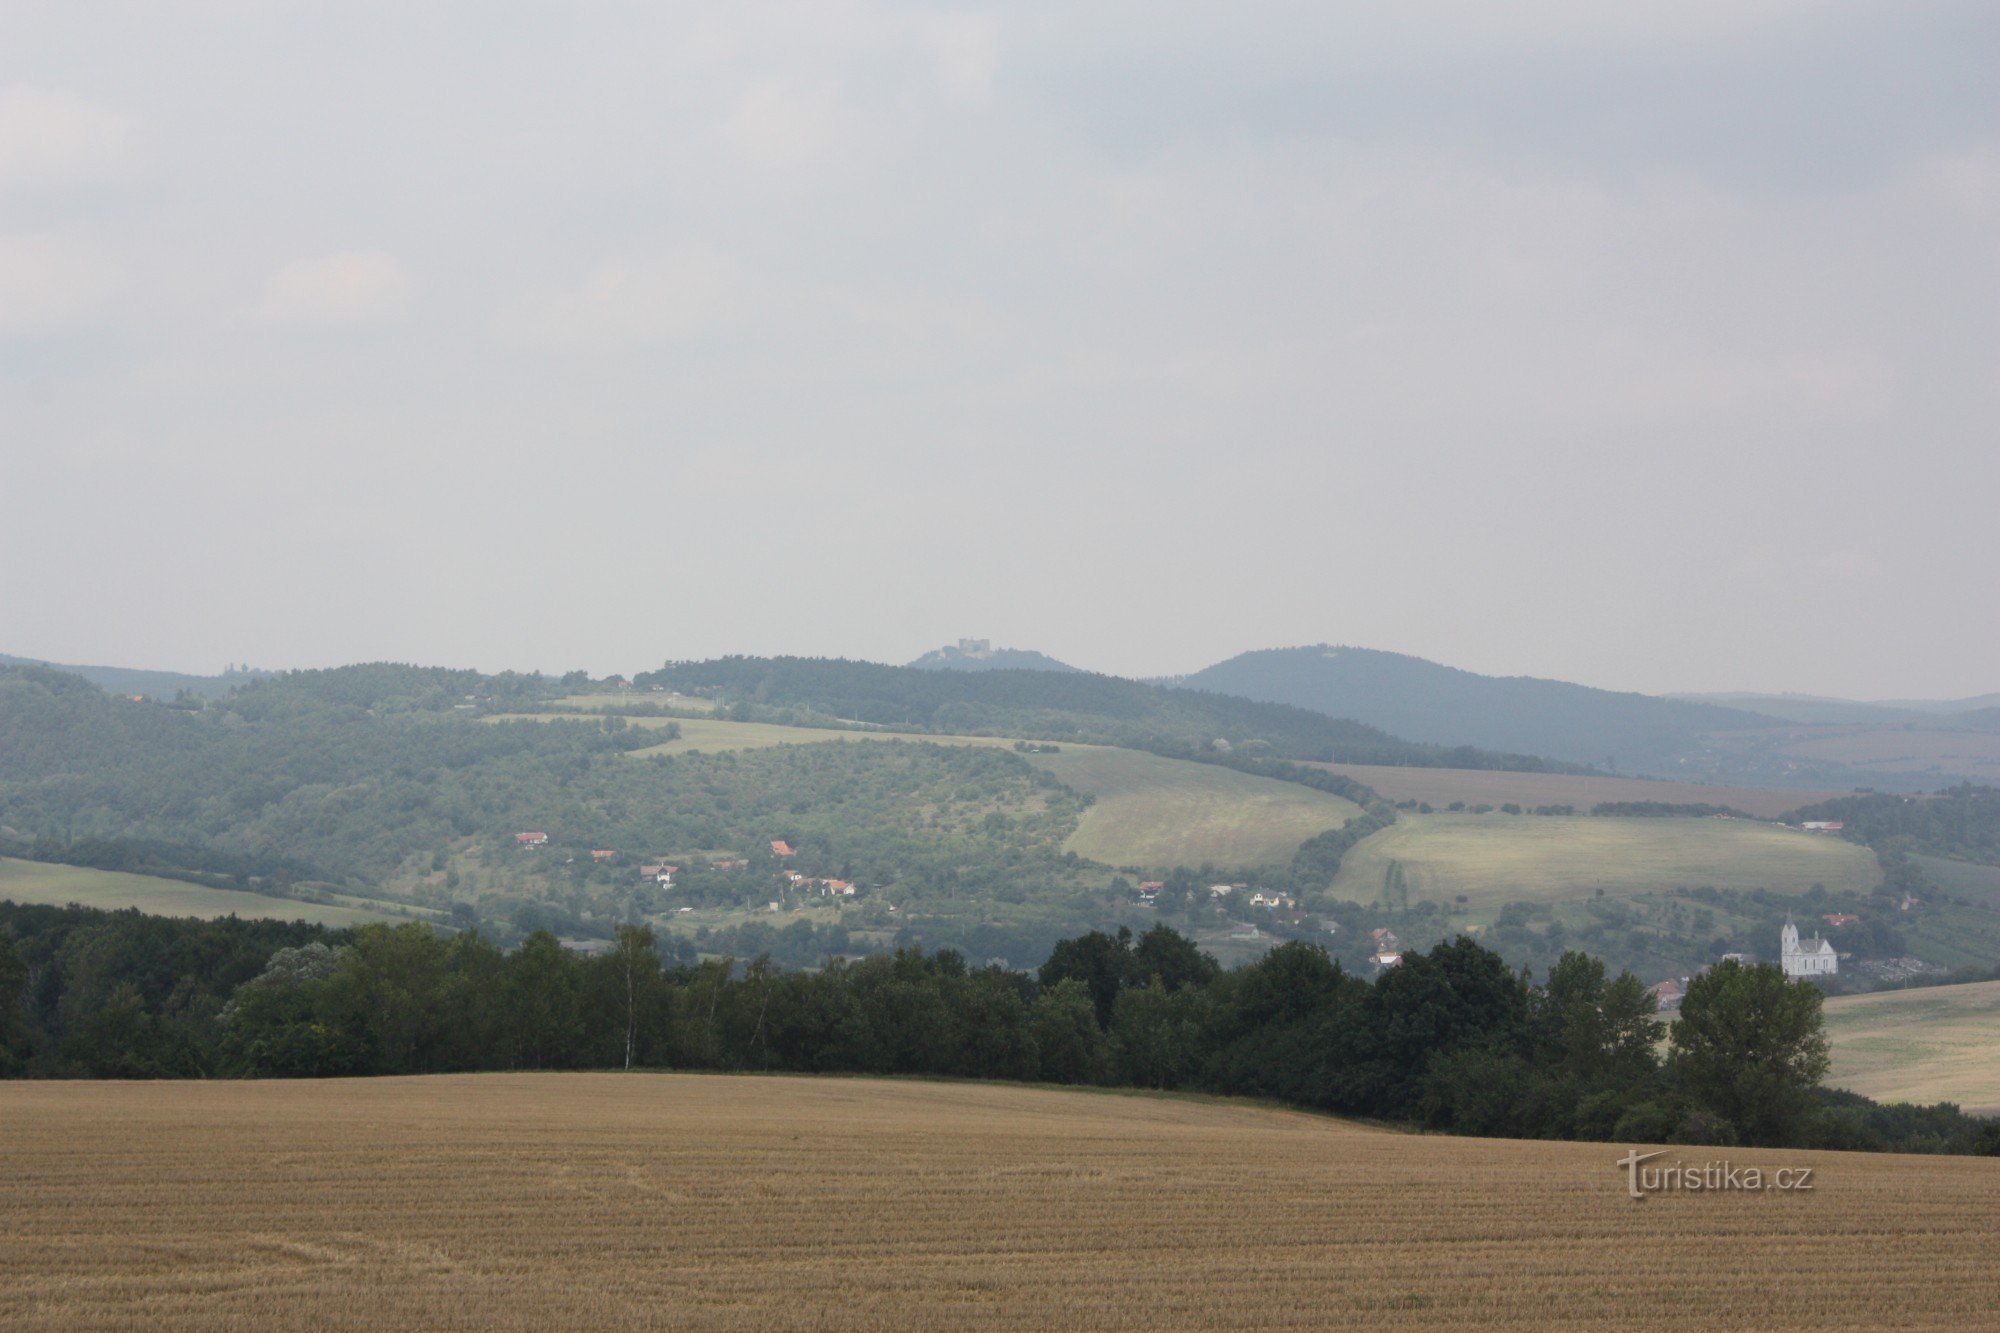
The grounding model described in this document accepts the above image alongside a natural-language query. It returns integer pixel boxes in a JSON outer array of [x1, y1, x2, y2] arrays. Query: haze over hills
[[1670, 692, 2000, 727], [1171, 645, 1778, 775], [907, 639, 1079, 673], [0, 653, 267, 701]]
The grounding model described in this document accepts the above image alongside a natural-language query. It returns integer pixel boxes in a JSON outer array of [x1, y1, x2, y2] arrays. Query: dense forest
[[2, 903, 1992, 1156]]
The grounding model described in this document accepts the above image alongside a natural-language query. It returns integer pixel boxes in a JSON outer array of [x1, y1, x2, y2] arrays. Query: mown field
[[1305, 762, 1843, 820], [0, 858, 406, 929], [1824, 980, 2000, 1116], [1328, 814, 1880, 915], [1025, 747, 1359, 870], [2, 1075, 1994, 1330]]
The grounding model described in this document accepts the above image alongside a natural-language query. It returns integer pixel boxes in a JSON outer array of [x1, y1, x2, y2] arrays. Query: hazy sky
[[3, 2, 1995, 698]]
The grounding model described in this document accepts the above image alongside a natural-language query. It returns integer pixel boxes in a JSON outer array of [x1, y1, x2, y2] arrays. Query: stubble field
[[3, 1074, 1995, 1330]]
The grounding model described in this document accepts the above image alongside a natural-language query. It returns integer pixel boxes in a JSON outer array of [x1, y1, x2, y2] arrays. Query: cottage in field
[[514, 831, 549, 848], [1780, 915, 1838, 978]]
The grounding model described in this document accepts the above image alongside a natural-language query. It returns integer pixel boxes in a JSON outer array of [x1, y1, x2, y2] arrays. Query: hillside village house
[[1780, 916, 1838, 978], [590, 849, 616, 861], [514, 831, 548, 848], [815, 879, 856, 898], [1822, 913, 1861, 928], [1646, 979, 1686, 1010], [1136, 881, 1164, 904], [1371, 949, 1402, 971], [770, 840, 795, 858], [1249, 891, 1295, 910], [1801, 821, 1846, 833]]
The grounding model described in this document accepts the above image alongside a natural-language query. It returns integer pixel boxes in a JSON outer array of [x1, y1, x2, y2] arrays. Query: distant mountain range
[[907, 640, 1079, 673], [1669, 691, 2000, 727], [0, 653, 267, 700], [1170, 646, 1777, 774]]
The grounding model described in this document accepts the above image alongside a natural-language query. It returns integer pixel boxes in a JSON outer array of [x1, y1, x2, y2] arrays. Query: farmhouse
[[816, 879, 856, 898], [1248, 891, 1296, 910], [514, 831, 549, 848], [1780, 915, 1838, 978], [770, 840, 795, 859]]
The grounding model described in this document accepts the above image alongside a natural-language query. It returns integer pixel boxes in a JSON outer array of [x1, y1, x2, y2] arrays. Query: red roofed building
[[1823, 913, 1861, 928], [515, 832, 549, 847], [590, 849, 616, 861], [770, 840, 795, 858]]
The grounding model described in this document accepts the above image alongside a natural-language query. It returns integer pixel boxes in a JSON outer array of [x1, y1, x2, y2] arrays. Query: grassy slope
[[1305, 762, 1844, 821], [1823, 980, 2000, 1115], [3, 1074, 1996, 1330], [0, 858, 406, 928], [1329, 813, 1880, 915], [1026, 747, 1359, 871], [506, 714, 1361, 872], [495, 712, 1021, 757]]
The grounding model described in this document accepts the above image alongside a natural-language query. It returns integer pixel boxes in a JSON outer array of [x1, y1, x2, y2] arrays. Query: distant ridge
[[908, 639, 1079, 674], [1174, 645, 1779, 774], [0, 653, 267, 700]]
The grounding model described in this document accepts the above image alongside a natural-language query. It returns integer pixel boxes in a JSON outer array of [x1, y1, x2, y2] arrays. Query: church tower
[[1781, 914, 1800, 958]]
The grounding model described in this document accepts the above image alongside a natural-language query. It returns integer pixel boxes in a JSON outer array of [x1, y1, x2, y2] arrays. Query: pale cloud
[[0, 87, 134, 188], [511, 249, 748, 346], [721, 79, 848, 173], [0, 233, 117, 335], [258, 250, 408, 328]]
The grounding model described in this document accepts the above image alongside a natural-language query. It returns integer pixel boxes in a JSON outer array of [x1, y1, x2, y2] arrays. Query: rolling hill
[[1823, 980, 2000, 1115], [1174, 645, 1776, 774], [907, 640, 1079, 672], [0, 858, 410, 928], [0, 652, 266, 700]]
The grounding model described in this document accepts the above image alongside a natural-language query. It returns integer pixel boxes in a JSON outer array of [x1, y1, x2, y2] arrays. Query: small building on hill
[[770, 839, 795, 859], [515, 831, 549, 848], [1646, 979, 1686, 1010], [1780, 916, 1838, 978]]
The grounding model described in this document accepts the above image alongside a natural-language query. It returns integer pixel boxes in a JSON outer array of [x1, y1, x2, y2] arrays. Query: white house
[[1780, 916, 1838, 978]]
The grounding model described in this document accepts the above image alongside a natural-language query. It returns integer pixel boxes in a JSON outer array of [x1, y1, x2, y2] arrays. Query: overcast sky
[[3, 2, 1995, 698]]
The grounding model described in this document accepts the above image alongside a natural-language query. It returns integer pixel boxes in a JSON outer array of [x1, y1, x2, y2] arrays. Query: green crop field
[[0, 858, 408, 928], [1327, 814, 1880, 915], [1823, 980, 2000, 1115], [1025, 747, 1359, 871], [1304, 762, 1843, 821]]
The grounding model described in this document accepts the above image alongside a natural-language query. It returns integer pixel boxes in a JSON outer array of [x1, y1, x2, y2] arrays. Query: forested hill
[[638, 656, 1570, 771], [908, 643, 1079, 673], [0, 652, 268, 701], [1174, 646, 1778, 773]]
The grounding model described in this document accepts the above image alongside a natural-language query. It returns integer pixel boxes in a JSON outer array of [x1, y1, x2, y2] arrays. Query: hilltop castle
[[1780, 915, 1837, 978]]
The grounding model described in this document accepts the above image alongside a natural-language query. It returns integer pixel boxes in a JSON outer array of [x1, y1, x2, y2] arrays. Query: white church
[[1780, 915, 1838, 978]]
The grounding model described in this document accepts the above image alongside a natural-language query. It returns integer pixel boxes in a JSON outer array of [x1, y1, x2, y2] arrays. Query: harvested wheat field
[[3, 1075, 1996, 1330]]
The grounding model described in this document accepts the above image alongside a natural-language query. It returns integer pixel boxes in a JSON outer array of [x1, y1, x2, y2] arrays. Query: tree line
[[3, 902, 1993, 1155]]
